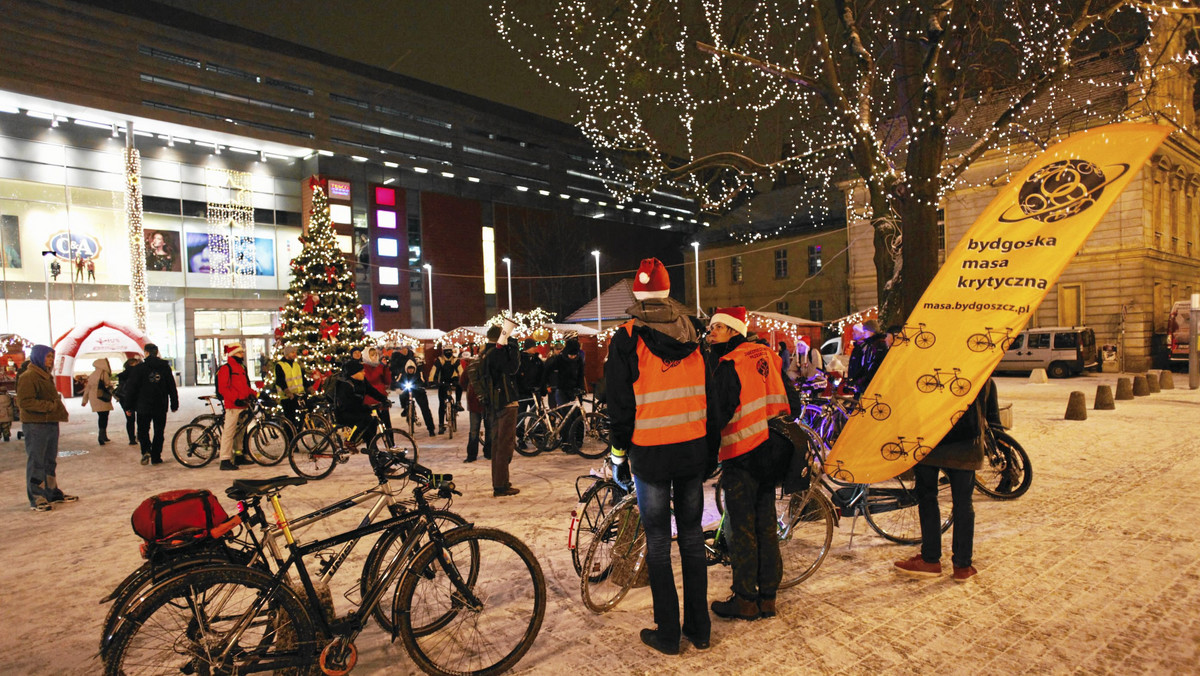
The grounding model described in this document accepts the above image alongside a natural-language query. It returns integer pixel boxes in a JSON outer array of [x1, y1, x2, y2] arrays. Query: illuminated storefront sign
[[328, 179, 351, 199]]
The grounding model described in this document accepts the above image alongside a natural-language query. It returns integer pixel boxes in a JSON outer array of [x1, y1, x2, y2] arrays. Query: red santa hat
[[632, 258, 670, 300], [224, 342, 245, 357], [709, 306, 748, 337]]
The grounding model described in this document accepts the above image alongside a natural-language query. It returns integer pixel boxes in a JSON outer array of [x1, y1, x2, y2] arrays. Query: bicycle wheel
[[361, 509, 471, 635], [570, 479, 627, 576], [288, 429, 339, 480], [863, 470, 952, 544], [520, 413, 553, 456], [104, 564, 316, 676], [170, 423, 219, 468], [100, 546, 255, 658], [870, 402, 892, 421], [950, 376, 972, 397], [572, 412, 611, 459], [580, 495, 645, 613], [966, 334, 990, 352], [396, 527, 546, 676], [880, 442, 905, 462], [778, 489, 834, 589], [974, 430, 1032, 499], [515, 411, 543, 457], [368, 427, 419, 466], [915, 374, 939, 393], [914, 331, 936, 349], [244, 421, 289, 466]]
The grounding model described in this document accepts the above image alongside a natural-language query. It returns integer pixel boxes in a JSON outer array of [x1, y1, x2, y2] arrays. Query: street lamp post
[[591, 250, 602, 334], [1189, 292, 1199, 390], [41, 250, 56, 343], [501, 257, 513, 313], [691, 241, 701, 316], [423, 263, 434, 329]]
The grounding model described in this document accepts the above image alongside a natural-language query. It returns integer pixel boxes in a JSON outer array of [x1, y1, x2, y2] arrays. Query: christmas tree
[[269, 181, 371, 390]]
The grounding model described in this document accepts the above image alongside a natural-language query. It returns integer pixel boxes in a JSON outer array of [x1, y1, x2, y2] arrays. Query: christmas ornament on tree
[[265, 183, 371, 396]]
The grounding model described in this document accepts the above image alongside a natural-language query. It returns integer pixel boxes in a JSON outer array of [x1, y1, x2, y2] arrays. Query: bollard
[[1160, 370, 1176, 390], [1028, 368, 1048, 384], [1094, 385, 1115, 410], [1115, 377, 1134, 400], [1146, 371, 1160, 393], [1065, 391, 1088, 420], [1132, 375, 1150, 396]]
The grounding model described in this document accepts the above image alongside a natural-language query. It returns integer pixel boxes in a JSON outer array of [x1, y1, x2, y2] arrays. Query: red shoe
[[952, 565, 978, 582], [893, 554, 943, 577]]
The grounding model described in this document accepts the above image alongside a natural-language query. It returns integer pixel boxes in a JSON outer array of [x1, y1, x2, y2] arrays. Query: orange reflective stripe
[[719, 343, 789, 461], [630, 335, 706, 446]]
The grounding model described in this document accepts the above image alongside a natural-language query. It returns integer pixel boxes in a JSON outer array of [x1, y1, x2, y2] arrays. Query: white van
[[998, 326, 1098, 378], [1168, 301, 1192, 365], [820, 337, 846, 373]]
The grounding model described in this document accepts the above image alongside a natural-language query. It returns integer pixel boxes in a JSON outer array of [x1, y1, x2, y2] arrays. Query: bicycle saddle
[[226, 475, 309, 500]]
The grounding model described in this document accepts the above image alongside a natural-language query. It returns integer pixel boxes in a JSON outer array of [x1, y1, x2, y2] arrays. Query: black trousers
[[137, 409, 167, 461], [721, 442, 787, 602], [914, 464, 975, 568], [96, 410, 109, 439], [120, 403, 136, 444], [399, 389, 436, 433]]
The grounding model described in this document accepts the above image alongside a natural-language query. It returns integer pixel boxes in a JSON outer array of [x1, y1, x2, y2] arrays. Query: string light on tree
[[124, 147, 148, 331]]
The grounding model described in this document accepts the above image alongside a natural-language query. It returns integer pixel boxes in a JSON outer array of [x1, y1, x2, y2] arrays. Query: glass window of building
[[807, 245, 822, 276], [809, 299, 823, 322], [774, 249, 788, 279], [731, 255, 743, 284], [776, 300, 789, 314], [704, 259, 716, 286]]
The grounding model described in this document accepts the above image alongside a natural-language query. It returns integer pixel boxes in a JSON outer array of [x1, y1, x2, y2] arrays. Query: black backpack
[[465, 354, 495, 410]]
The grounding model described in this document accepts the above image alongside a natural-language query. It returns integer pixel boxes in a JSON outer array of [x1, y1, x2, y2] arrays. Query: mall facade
[[0, 0, 694, 385]]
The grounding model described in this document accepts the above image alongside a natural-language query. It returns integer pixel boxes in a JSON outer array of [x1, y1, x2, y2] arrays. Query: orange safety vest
[[719, 342, 790, 462], [621, 321, 707, 447]]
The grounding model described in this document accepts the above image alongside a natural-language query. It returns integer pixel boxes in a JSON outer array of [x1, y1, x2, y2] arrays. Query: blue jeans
[[24, 422, 59, 506], [915, 465, 975, 568], [634, 473, 710, 642]]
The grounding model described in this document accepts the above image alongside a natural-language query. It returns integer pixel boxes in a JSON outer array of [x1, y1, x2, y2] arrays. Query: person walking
[[605, 257, 710, 655], [16, 344, 76, 511], [707, 306, 793, 621], [273, 345, 307, 431], [0, 385, 14, 442], [482, 323, 521, 497], [114, 355, 141, 446], [429, 347, 461, 434], [215, 343, 254, 471], [362, 346, 393, 429], [894, 378, 999, 582], [124, 343, 179, 465], [79, 358, 114, 445]]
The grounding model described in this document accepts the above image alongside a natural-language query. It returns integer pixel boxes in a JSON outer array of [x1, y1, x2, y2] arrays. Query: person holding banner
[[706, 306, 794, 621], [846, 321, 888, 394], [895, 378, 1000, 582]]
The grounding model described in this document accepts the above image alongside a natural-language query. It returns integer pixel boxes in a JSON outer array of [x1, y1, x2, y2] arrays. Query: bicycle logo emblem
[[880, 436, 931, 463], [848, 394, 891, 421], [966, 327, 1014, 353], [893, 323, 936, 349], [916, 367, 972, 397], [660, 359, 681, 372]]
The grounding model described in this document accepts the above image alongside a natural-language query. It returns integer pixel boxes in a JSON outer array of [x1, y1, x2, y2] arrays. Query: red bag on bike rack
[[131, 489, 230, 542]]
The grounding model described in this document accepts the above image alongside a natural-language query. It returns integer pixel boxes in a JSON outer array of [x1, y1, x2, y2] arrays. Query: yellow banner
[[825, 123, 1170, 484]]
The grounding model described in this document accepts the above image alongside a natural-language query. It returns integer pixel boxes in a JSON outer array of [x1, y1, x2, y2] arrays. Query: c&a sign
[[45, 231, 102, 261]]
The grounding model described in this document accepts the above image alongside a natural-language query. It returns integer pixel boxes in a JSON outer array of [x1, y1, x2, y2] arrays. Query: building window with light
[[731, 255, 743, 284], [807, 245, 822, 276], [776, 301, 789, 314], [774, 249, 788, 279], [809, 299, 823, 322], [704, 259, 716, 286]]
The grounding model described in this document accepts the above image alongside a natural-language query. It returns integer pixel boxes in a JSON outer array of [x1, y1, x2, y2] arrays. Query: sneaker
[[758, 597, 776, 618], [493, 486, 521, 497], [894, 554, 943, 577], [639, 628, 680, 656], [952, 565, 978, 582], [234, 455, 252, 466], [51, 493, 79, 503], [140, 453, 150, 466], [219, 460, 239, 471], [711, 594, 761, 621], [437, 427, 446, 435], [150, 458, 164, 465], [681, 630, 710, 651], [30, 497, 52, 512]]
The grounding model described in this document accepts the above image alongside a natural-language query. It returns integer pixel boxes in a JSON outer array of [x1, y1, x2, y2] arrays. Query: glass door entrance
[[194, 337, 272, 386]]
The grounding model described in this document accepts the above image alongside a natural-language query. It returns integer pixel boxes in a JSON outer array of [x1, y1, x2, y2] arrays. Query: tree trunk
[[896, 123, 947, 323]]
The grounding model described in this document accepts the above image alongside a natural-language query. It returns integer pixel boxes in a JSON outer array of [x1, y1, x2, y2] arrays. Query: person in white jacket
[[80, 358, 114, 445]]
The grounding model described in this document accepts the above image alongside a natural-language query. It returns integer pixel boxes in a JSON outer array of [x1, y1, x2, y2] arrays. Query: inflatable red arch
[[51, 321, 149, 397]]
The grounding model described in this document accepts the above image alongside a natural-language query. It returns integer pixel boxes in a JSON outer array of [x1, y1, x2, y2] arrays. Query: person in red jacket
[[362, 346, 393, 429], [216, 343, 255, 471]]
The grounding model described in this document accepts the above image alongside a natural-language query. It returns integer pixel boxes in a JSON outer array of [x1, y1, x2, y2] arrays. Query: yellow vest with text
[[275, 359, 305, 397], [719, 342, 790, 461], [622, 321, 707, 447]]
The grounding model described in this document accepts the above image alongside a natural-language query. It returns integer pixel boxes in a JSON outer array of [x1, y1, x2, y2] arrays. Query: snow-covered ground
[[1, 372, 1197, 674]]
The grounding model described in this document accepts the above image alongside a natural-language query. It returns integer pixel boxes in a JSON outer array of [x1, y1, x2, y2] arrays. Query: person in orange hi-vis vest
[[707, 306, 794, 621], [604, 257, 711, 655]]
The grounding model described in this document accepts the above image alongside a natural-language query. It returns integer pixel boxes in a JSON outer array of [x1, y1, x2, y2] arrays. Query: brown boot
[[759, 597, 776, 618], [711, 593, 760, 621]]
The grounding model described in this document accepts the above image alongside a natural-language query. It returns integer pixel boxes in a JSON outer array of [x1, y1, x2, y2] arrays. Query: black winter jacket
[[545, 352, 585, 395], [483, 341, 521, 408], [517, 351, 545, 396], [124, 356, 179, 413]]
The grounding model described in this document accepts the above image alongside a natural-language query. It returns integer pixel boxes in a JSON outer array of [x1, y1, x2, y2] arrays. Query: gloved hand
[[234, 398, 248, 407]]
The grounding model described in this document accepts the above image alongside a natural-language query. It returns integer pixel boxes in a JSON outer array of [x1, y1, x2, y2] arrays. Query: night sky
[[153, 0, 578, 123]]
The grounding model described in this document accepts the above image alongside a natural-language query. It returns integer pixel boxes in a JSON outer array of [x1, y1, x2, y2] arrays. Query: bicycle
[[966, 327, 1015, 353], [288, 407, 418, 480], [848, 393, 892, 421], [517, 393, 610, 459], [880, 435, 932, 462], [916, 367, 972, 397], [99, 448, 465, 657], [974, 424, 1032, 499], [893, 322, 936, 349], [579, 457, 834, 613], [438, 389, 459, 440], [170, 398, 290, 468], [103, 456, 547, 676], [567, 456, 633, 576]]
